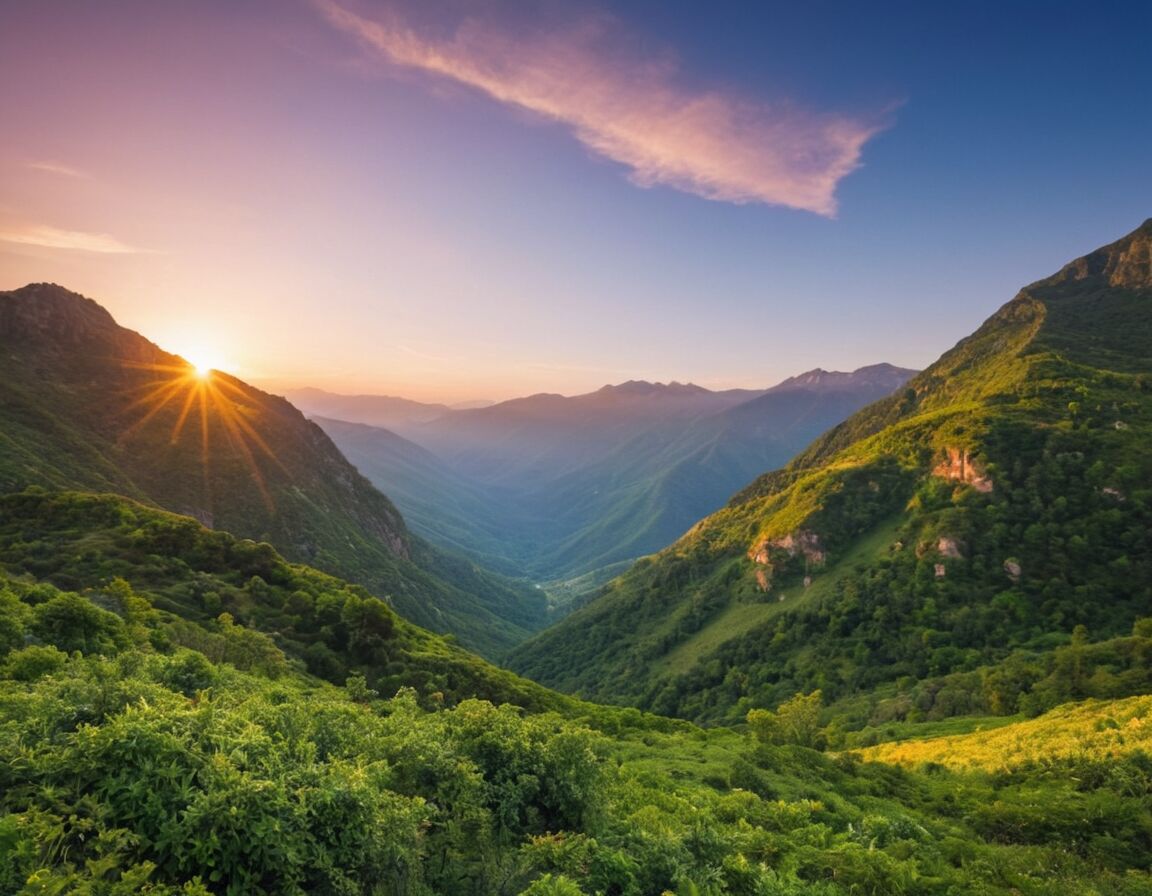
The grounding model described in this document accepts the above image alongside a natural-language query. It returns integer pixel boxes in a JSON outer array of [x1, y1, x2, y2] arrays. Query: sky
[[1, 0, 1149, 403]]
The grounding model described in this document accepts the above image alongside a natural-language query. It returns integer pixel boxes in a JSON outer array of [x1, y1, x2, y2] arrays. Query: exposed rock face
[[932, 448, 993, 493], [937, 537, 963, 559], [1053, 219, 1152, 289], [750, 530, 826, 566], [1004, 559, 1022, 582]]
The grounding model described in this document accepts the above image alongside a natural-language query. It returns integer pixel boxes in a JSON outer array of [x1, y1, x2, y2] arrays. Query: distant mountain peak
[[1046, 217, 1152, 290], [769, 363, 918, 393], [598, 380, 708, 396]]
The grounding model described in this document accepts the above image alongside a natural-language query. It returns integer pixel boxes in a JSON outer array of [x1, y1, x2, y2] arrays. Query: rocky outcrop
[[750, 530, 826, 567], [932, 447, 993, 493], [1053, 219, 1152, 290], [937, 537, 963, 559]]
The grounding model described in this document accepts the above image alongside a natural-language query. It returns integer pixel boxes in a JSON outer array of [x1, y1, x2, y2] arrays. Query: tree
[[747, 690, 824, 748]]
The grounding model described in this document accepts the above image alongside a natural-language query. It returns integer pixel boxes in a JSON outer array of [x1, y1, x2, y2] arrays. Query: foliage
[[857, 695, 1152, 771], [0, 490, 568, 712], [3, 582, 1152, 894], [748, 691, 825, 748]]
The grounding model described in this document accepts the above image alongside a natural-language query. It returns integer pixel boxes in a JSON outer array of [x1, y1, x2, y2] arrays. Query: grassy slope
[[858, 695, 1152, 770], [652, 516, 905, 677], [0, 489, 563, 711]]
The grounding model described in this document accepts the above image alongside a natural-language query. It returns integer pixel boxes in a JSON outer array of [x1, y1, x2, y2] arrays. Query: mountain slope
[[508, 219, 1152, 723], [0, 284, 545, 656], [0, 488, 562, 709], [312, 416, 530, 576], [317, 367, 914, 586]]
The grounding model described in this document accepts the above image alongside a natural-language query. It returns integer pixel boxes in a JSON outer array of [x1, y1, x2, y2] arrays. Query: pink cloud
[[26, 161, 90, 179], [0, 225, 145, 254], [315, 1, 889, 215]]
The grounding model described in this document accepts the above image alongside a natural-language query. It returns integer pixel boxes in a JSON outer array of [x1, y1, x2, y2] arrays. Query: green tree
[[747, 690, 824, 748]]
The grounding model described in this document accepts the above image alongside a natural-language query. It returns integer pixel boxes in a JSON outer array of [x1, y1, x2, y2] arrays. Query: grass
[[856, 695, 1152, 771]]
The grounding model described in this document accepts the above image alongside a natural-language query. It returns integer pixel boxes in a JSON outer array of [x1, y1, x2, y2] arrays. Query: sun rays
[[118, 358, 287, 514]]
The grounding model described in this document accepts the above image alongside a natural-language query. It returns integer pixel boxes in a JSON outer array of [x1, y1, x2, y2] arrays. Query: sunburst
[[118, 356, 286, 515]]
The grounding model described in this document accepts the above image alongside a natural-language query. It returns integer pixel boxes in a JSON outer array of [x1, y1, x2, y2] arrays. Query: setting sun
[[179, 347, 227, 379]]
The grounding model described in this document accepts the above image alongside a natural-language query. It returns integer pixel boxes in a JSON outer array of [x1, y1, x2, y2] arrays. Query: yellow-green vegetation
[[858, 696, 1152, 771], [509, 220, 1152, 727], [4, 543, 1152, 895]]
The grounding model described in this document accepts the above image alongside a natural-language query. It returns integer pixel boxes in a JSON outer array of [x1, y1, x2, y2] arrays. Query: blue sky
[[0, 0, 1148, 401]]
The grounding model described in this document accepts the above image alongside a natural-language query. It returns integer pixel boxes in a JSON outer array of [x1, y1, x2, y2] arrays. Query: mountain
[[508, 219, 1152, 723], [315, 367, 914, 590], [312, 416, 530, 577], [281, 386, 452, 430], [0, 284, 546, 656]]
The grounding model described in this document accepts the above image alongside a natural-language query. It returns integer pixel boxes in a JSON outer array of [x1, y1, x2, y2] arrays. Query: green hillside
[[3, 494, 1151, 894], [508, 219, 1152, 724], [0, 489, 561, 710], [0, 284, 546, 656]]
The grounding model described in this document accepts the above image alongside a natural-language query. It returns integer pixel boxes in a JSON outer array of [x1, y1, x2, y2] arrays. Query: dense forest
[[2, 497, 1151, 894]]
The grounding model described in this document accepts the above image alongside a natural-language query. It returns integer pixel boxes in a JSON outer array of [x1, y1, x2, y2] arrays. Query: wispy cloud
[[0, 225, 146, 254], [315, 1, 889, 215], [26, 161, 90, 179]]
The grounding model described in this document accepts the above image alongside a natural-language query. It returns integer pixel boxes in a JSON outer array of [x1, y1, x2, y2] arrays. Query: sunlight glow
[[179, 347, 228, 380], [120, 356, 285, 514]]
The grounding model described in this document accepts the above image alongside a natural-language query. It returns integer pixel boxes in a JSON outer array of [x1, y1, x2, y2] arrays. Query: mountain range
[[508, 218, 1152, 723], [295, 365, 915, 593]]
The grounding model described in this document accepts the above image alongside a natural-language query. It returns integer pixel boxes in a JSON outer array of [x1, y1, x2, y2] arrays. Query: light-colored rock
[[937, 536, 963, 559], [750, 529, 826, 566], [933, 447, 993, 492]]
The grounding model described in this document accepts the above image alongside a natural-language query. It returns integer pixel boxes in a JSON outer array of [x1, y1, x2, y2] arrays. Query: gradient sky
[[1, 1, 1149, 402]]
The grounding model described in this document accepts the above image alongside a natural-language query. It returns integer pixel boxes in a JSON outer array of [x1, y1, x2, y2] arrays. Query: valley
[[2, 221, 1151, 894], [2, 2, 1151, 890], [292, 366, 915, 601]]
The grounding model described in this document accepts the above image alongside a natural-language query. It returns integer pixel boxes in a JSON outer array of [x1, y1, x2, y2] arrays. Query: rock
[[750, 529, 826, 566], [1003, 559, 1022, 582], [937, 536, 963, 559], [932, 447, 993, 493]]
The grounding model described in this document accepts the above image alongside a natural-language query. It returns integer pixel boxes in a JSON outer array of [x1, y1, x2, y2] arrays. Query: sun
[[181, 347, 228, 379]]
